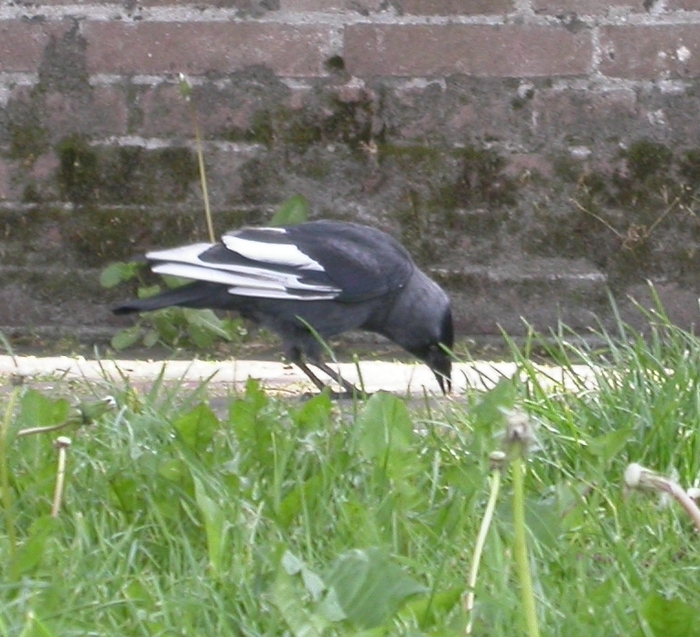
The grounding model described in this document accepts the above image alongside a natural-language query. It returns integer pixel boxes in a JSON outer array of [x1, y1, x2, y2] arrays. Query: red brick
[[84, 22, 333, 77], [600, 25, 700, 79], [138, 83, 198, 137], [18, 0, 115, 3], [0, 158, 15, 201], [29, 0, 263, 3], [532, 0, 645, 14], [532, 88, 640, 145], [138, 84, 255, 138], [137, 81, 297, 138], [281, 0, 359, 9], [0, 20, 61, 72], [41, 85, 128, 138], [666, 0, 699, 9], [344, 24, 593, 77], [397, 0, 514, 15]]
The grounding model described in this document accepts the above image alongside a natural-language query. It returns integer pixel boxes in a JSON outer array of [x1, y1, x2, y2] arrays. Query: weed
[[2, 292, 700, 634]]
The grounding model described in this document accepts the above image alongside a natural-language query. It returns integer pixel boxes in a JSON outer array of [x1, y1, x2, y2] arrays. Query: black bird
[[114, 220, 453, 395]]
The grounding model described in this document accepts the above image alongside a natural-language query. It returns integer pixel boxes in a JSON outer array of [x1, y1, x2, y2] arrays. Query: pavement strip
[[0, 355, 596, 395]]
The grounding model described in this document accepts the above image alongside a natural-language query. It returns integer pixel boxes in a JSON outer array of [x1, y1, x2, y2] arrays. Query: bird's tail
[[113, 281, 222, 315]]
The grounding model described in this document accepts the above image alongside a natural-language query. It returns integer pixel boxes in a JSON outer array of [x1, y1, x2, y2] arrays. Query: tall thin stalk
[[503, 410, 540, 637], [465, 452, 504, 635], [512, 455, 540, 637], [180, 73, 215, 243], [0, 385, 20, 559]]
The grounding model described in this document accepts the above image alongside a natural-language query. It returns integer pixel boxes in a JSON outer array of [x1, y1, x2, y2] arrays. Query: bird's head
[[410, 305, 453, 394]]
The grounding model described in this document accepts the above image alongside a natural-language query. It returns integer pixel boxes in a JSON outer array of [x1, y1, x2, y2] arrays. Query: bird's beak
[[430, 352, 452, 395], [435, 369, 452, 395]]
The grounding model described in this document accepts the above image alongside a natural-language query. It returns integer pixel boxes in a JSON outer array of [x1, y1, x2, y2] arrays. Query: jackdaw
[[113, 220, 453, 395]]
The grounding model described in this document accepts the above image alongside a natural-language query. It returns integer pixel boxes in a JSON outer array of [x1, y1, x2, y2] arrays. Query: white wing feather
[[147, 243, 213, 262], [148, 237, 341, 300], [151, 263, 287, 292], [222, 232, 324, 271]]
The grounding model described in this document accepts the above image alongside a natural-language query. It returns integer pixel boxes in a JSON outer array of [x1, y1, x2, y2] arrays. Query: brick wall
[[2, 0, 700, 345]]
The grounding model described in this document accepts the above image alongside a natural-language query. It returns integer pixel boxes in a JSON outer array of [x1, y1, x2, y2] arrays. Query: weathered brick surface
[[532, 0, 646, 14], [3, 2, 700, 342], [136, 69, 291, 139], [281, 0, 375, 10], [396, 0, 514, 15], [42, 86, 128, 138], [600, 25, 700, 79], [84, 22, 334, 77], [0, 158, 14, 200], [0, 20, 62, 72], [666, 0, 700, 9], [345, 24, 593, 77]]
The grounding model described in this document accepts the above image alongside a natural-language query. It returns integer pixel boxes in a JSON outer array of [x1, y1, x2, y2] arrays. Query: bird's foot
[[299, 387, 371, 401]]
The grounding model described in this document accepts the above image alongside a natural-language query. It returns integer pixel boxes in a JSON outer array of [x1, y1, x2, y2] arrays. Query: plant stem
[[512, 456, 540, 637], [51, 437, 72, 518], [191, 104, 214, 243], [0, 387, 19, 558], [625, 463, 700, 532], [465, 459, 502, 635], [17, 420, 73, 438]]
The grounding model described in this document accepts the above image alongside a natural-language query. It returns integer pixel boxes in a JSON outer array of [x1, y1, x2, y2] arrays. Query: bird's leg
[[293, 359, 331, 393], [312, 360, 366, 398], [288, 345, 366, 398]]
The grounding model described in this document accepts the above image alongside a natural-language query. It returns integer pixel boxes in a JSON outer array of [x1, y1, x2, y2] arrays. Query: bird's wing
[[146, 238, 342, 301], [146, 222, 413, 302], [274, 221, 415, 301]]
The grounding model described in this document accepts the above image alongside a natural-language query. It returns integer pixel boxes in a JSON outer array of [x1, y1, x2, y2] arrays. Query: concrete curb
[[0, 355, 595, 394]]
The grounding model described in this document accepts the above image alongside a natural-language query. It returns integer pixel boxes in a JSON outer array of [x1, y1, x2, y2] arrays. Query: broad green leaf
[[228, 380, 273, 472], [157, 458, 189, 485], [523, 498, 561, 550], [194, 477, 226, 579], [324, 547, 428, 629], [149, 310, 182, 344], [400, 586, 463, 629], [99, 261, 140, 288], [281, 550, 306, 575], [182, 308, 233, 341], [17, 390, 71, 431], [111, 325, 142, 350], [109, 475, 141, 514], [137, 284, 162, 299], [280, 551, 327, 602], [75, 397, 116, 424], [584, 427, 634, 466], [273, 551, 329, 637], [162, 275, 192, 289], [172, 402, 220, 453], [354, 392, 416, 480], [270, 194, 309, 226], [641, 593, 700, 637], [277, 473, 325, 528], [186, 323, 218, 348], [354, 393, 427, 492], [10, 516, 58, 580], [471, 378, 518, 435], [142, 328, 160, 348], [293, 392, 333, 432]]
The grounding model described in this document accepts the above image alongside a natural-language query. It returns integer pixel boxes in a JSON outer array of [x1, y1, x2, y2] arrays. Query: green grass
[[1, 306, 700, 636]]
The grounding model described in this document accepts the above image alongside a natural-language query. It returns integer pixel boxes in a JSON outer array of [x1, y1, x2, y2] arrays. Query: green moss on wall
[[64, 207, 201, 267], [57, 135, 99, 204], [9, 122, 49, 164], [625, 139, 672, 182], [55, 136, 199, 205]]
